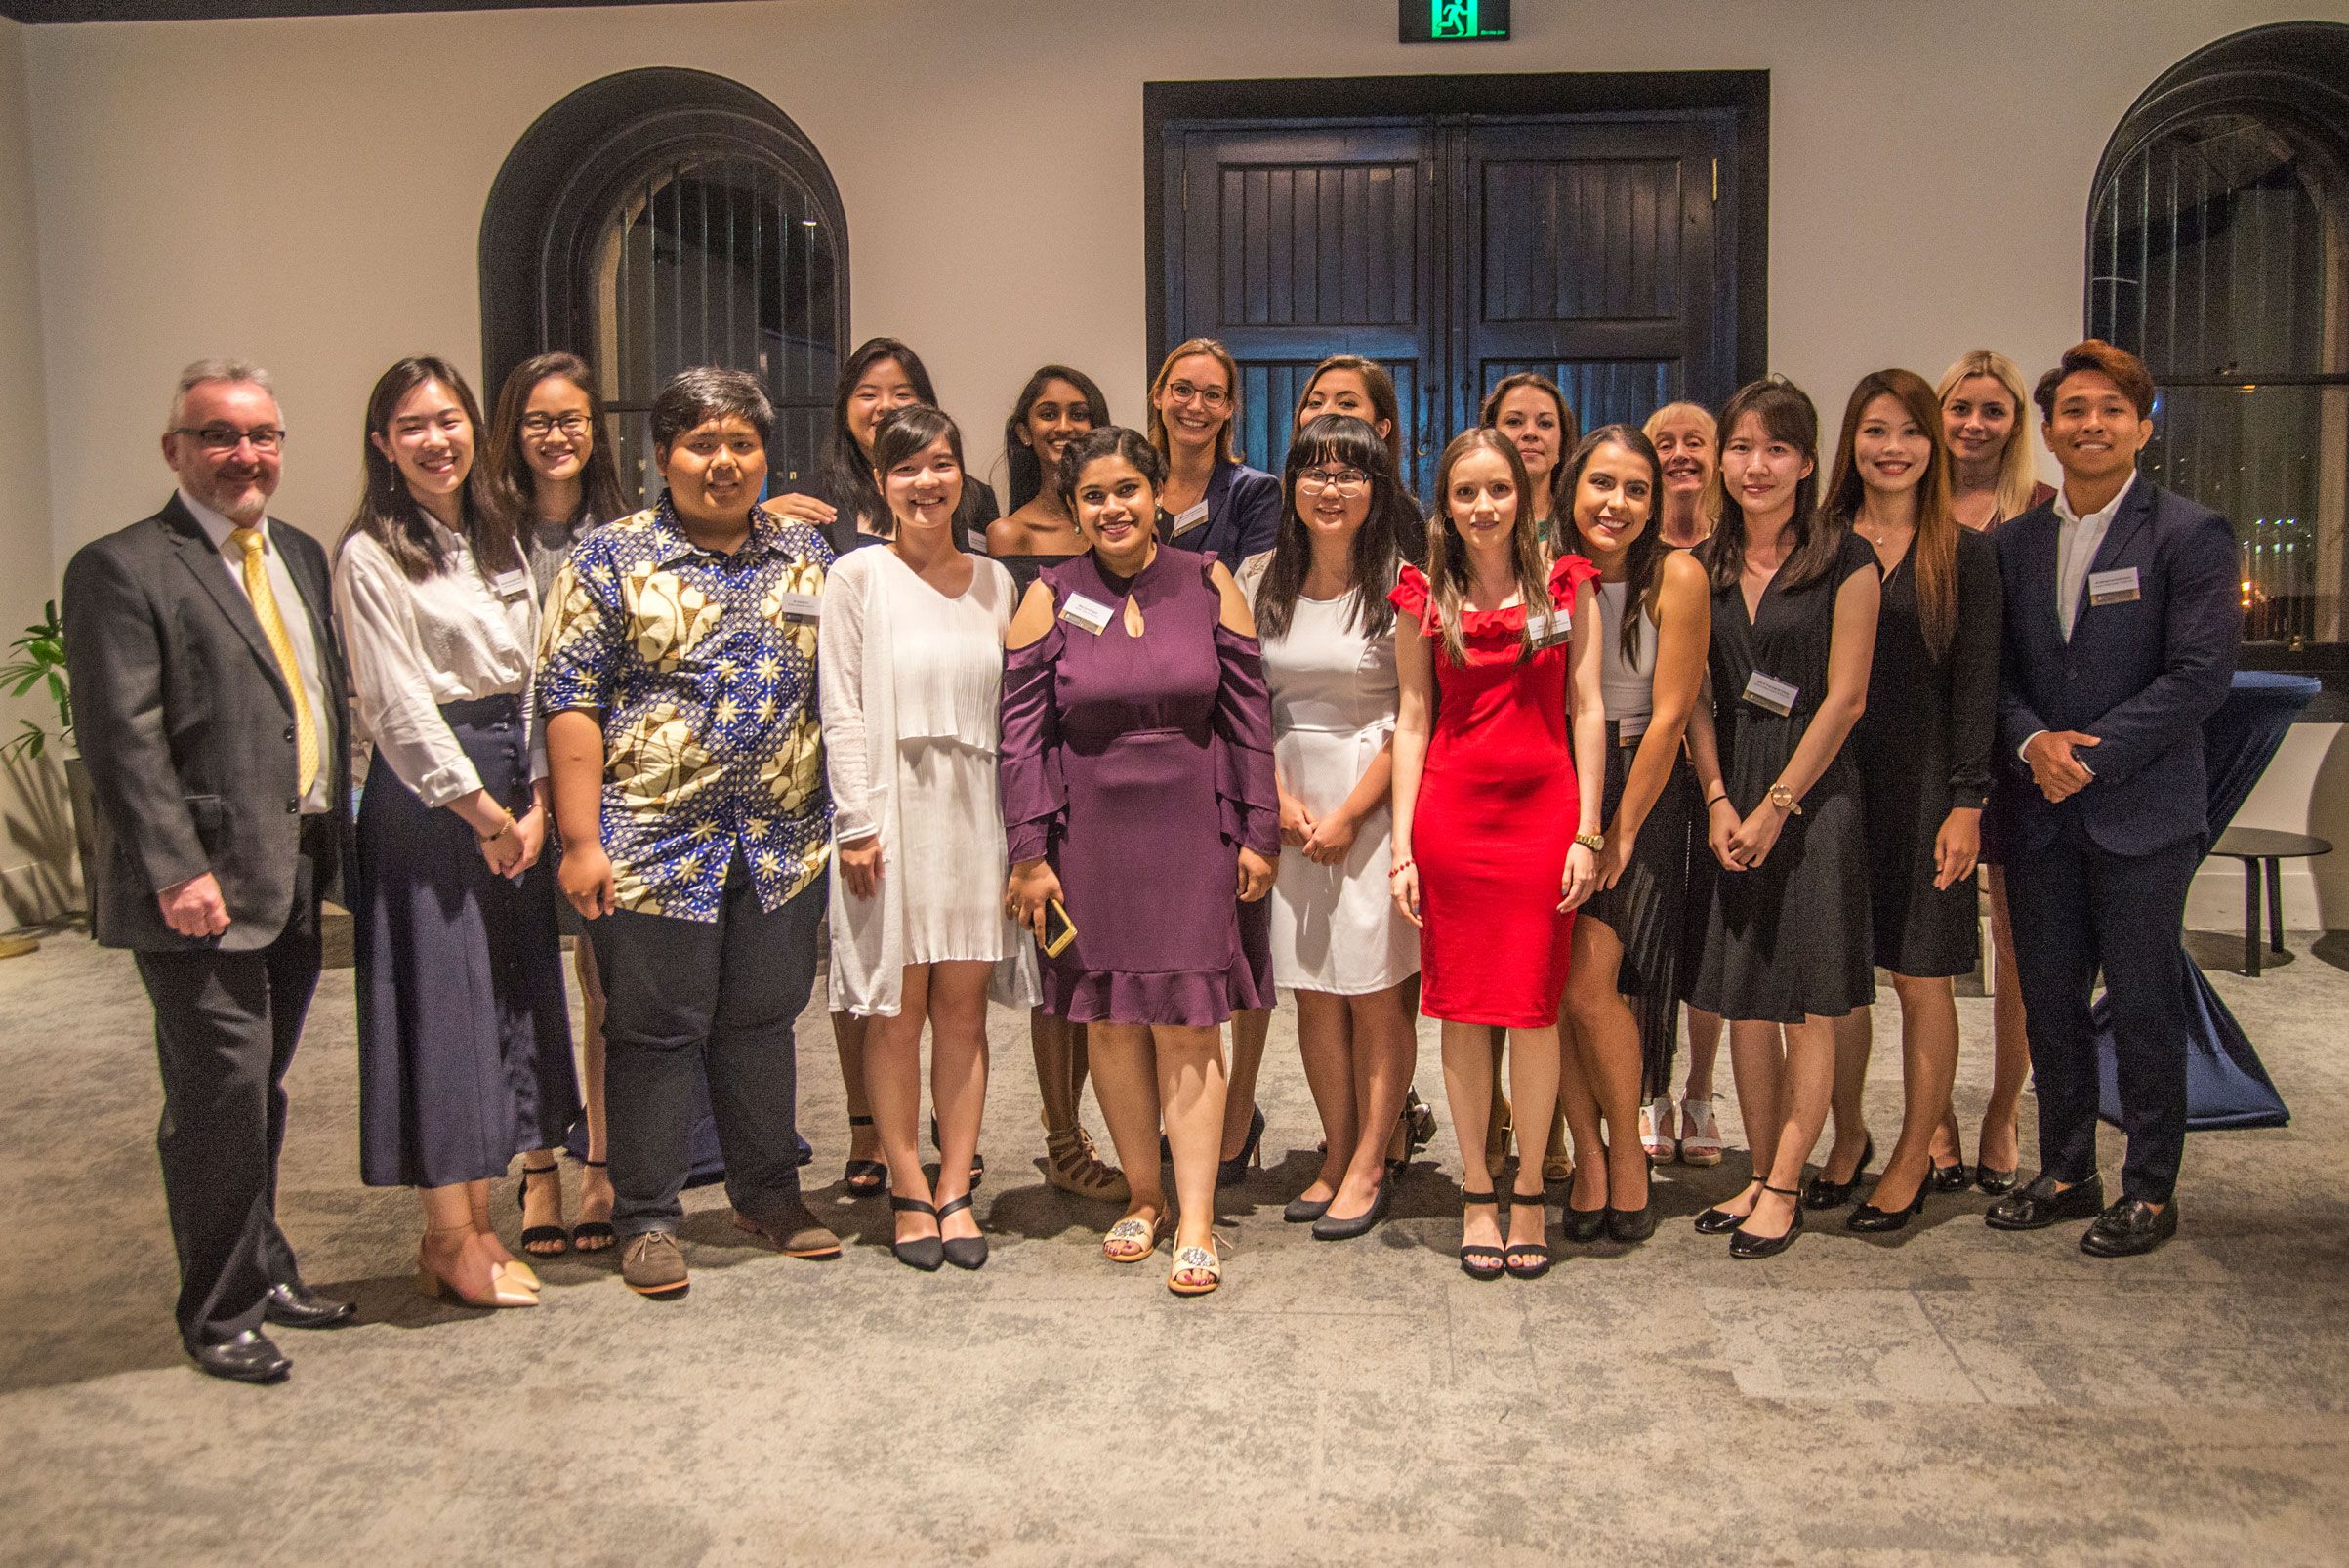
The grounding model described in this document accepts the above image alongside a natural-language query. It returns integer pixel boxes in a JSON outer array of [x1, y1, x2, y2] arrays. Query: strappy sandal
[[1458, 1190, 1504, 1280], [1044, 1121, 1129, 1202], [1729, 1181, 1806, 1259], [1168, 1233, 1227, 1297], [1101, 1209, 1163, 1263], [571, 1158, 615, 1253], [843, 1114, 886, 1197], [1679, 1097, 1724, 1167], [1504, 1186, 1552, 1279], [516, 1162, 568, 1257]]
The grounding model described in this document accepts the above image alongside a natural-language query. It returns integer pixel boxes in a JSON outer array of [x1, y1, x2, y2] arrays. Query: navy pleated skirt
[[356, 693, 579, 1189]]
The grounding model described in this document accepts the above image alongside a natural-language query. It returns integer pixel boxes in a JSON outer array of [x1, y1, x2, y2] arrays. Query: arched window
[[480, 68, 848, 511], [2088, 22, 2349, 651]]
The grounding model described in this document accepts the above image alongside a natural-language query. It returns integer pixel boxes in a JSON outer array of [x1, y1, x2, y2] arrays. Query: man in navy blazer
[[1985, 340, 2238, 1257]]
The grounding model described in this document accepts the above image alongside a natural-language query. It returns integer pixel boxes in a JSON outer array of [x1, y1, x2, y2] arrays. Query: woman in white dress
[[1238, 414, 1420, 1241], [820, 406, 1028, 1272]]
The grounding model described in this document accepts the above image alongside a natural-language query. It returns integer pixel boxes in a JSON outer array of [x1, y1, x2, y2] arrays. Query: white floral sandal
[[1638, 1096, 1677, 1163], [1679, 1097, 1724, 1167], [1168, 1234, 1227, 1297], [1102, 1210, 1163, 1263]]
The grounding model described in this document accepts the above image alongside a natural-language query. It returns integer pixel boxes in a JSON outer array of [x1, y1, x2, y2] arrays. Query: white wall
[[0, 17, 66, 926], [12, 0, 2349, 923]]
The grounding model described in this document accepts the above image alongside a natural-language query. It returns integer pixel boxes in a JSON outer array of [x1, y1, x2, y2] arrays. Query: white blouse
[[333, 517, 545, 808]]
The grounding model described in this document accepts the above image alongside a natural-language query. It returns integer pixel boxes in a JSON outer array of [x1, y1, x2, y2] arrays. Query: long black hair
[[1700, 376, 1835, 596], [1255, 414, 1397, 642], [1553, 424, 1667, 664], [342, 355, 520, 582], [484, 351, 630, 530], [1003, 365, 1110, 513], [817, 336, 940, 536]]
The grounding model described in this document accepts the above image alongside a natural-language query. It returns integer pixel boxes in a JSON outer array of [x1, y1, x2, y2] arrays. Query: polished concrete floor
[[0, 925, 2343, 1566]]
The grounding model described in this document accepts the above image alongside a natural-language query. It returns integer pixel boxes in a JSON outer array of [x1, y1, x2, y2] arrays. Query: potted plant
[[2, 599, 92, 912]]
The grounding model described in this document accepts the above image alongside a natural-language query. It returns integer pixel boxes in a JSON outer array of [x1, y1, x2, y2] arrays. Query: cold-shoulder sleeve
[[1388, 562, 1434, 633], [999, 616, 1066, 866], [1212, 622, 1281, 858]]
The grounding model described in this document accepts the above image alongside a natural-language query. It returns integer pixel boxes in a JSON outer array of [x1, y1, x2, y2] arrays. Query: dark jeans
[[2004, 809, 2200, 1204], [590, 853, 824, 1238], [132, 818, 326, 1348]]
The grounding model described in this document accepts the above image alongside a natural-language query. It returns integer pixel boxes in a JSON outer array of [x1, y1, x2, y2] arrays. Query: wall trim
[[1, 1, 766, 21]]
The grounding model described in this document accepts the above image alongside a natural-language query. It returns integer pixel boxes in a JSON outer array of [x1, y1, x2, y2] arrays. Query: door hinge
[[1711, 157, 1719, 203]]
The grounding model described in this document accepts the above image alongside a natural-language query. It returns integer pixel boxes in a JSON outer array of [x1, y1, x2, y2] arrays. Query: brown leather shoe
[[733, 1196, 842, 1259], [620, 1231, 689, 1298]]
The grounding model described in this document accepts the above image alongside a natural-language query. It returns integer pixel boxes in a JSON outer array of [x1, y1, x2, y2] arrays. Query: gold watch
[[1574, 830, 1605, 851], [1766, 782, 1803, 816]]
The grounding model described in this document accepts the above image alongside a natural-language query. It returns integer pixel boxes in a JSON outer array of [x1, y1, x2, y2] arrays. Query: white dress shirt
[[179, 487, 334, 814], [332, 515, 547, 809], [2054, 472, 2135, 641]]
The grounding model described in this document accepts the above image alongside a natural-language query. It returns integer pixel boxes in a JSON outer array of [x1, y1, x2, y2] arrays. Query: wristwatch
[[1574, 830, 1605, 852], [1766, 782, 1803, 816]]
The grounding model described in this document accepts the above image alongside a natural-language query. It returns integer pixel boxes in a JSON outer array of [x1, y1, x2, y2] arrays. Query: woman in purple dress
[[1002, 427, 1279, 1298]]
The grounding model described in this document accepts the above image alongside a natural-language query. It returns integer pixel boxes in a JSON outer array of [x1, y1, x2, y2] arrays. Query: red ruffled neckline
[[1391, 557, 1600, 637]]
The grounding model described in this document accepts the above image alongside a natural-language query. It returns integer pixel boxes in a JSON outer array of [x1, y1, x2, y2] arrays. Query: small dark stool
[[2208, 827, 2332, 976]]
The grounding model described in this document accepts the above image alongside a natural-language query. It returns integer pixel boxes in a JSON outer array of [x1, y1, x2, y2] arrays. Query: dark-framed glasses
[[173, 425, 286, 453], [1166, 380, 1231, 410], [520, 412, 592, 438], [1297, 468, 1369, 496]]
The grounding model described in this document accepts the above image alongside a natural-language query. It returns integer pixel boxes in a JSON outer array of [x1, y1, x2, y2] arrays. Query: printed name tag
[[1528, 609, 1573, 651], [491, 570, 531, 600], [2088, 566, 2142, 605], [1742, 671, 1799, 717], [1169, 501, 1210, 538], [771, 592, 822, 621], [1059, 593, 1114, 635]]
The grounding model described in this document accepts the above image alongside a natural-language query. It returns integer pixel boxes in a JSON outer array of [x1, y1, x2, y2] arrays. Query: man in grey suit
[[62, 360, 356, 1382]]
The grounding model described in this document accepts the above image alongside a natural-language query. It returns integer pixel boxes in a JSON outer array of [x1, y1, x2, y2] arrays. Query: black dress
[[1854, 526, 2001, 977], [1688, 529, 1879, 1024]]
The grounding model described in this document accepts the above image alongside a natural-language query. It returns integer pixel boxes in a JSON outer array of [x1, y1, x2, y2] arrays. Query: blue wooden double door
[[1163, 112, 1742, 502]]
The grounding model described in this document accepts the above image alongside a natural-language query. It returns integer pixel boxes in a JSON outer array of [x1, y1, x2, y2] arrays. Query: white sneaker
[[1638, 1096, 1677, 1162], [1679, 1097, 1723, 1167]]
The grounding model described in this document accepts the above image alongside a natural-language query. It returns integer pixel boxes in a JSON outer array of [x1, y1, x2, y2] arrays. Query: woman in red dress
[[1389, 428, 1606, 1280]]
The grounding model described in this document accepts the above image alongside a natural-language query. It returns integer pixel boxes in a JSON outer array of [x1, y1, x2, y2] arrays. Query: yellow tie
[[230, 526, 320, 796]]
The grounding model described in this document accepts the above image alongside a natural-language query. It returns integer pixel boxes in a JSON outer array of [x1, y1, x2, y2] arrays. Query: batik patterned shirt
[[538, 497, 834, 920]]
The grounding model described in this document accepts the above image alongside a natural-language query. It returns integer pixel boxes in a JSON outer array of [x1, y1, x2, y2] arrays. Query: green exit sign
[[1400, 0, 1510, 41]]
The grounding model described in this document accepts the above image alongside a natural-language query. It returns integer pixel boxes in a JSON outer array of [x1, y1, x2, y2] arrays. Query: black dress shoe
[[2081, 1196, 2178, 1258], [1846, 1179, 1928, 1234], [1559, 1204, 1608, 1243], [264, 1282, 355, 1330], [1283, 1193, 1333, 1224], [1311, 1175, 1391, 1241], [1604, 1203, 1656, 1243], [189, 1329, 290, 1384], [1983, 1172, 2105, 1231], [1728, 1184, 1804, 1259], [1801, 1134, 1874, 1210], [1929, 1160, 1970, 1193], [1695, 1175, 1765, 1235]]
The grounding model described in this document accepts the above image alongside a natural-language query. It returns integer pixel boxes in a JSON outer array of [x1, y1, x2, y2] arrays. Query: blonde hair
[[1642, 400, 1721, 535], [1147, 338, 1240, 465], [1936, 351, 2040, 524]]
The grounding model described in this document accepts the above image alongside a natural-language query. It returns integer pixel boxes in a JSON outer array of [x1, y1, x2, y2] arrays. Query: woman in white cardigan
[[820, 405, 1031, 1272]]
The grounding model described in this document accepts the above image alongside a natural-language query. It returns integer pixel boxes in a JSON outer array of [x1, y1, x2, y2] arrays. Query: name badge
[[1528, 608, 1573, 652], [1168, 501, 1210, 538], [771, 592, 822, 621], [1742, 671, 1798, 717], [2087, 566, 2142, 606], [1059, 592, 1114, 635], [491, 570, 531, 601]]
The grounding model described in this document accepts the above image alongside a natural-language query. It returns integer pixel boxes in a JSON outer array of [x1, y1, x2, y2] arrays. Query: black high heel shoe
[[1728, 1182, 1805, 1259], [1311, 1173, 1390, 1241], [1801, 1133, 1875, 1210], [1975, 1164, 2019, 1196], [889, 1195, 944, 1272], [1503, 1188, 1551, 1279], [1283, 1192, 1333, 1224], [1216, 1104, 1266, 1189], [936, 1193, 987, 1270], [571, 1158, 615, 1253], [1930, 1159, 1971, 1193], [1695, 1173, 1766, 1234], [843, 1114, 886, 1197], [1847, 1176, 1929, 1233], [1458, 1190, 1504, 1280]]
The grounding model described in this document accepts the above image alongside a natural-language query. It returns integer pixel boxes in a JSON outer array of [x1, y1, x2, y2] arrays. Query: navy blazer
[[1993, 475, 2238, 857], [1159, 457, 1280, 565]]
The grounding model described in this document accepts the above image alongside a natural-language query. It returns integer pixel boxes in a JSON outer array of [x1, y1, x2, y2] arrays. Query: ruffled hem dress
[[1390, 556, 1602, 1027], [999, 548, 1280, 1026]]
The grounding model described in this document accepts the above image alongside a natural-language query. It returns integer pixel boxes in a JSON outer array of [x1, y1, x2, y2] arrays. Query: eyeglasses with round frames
[[519, 413, 591, 439], [1165, 380, 1230, 411], [172, 425, 285, 453]]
